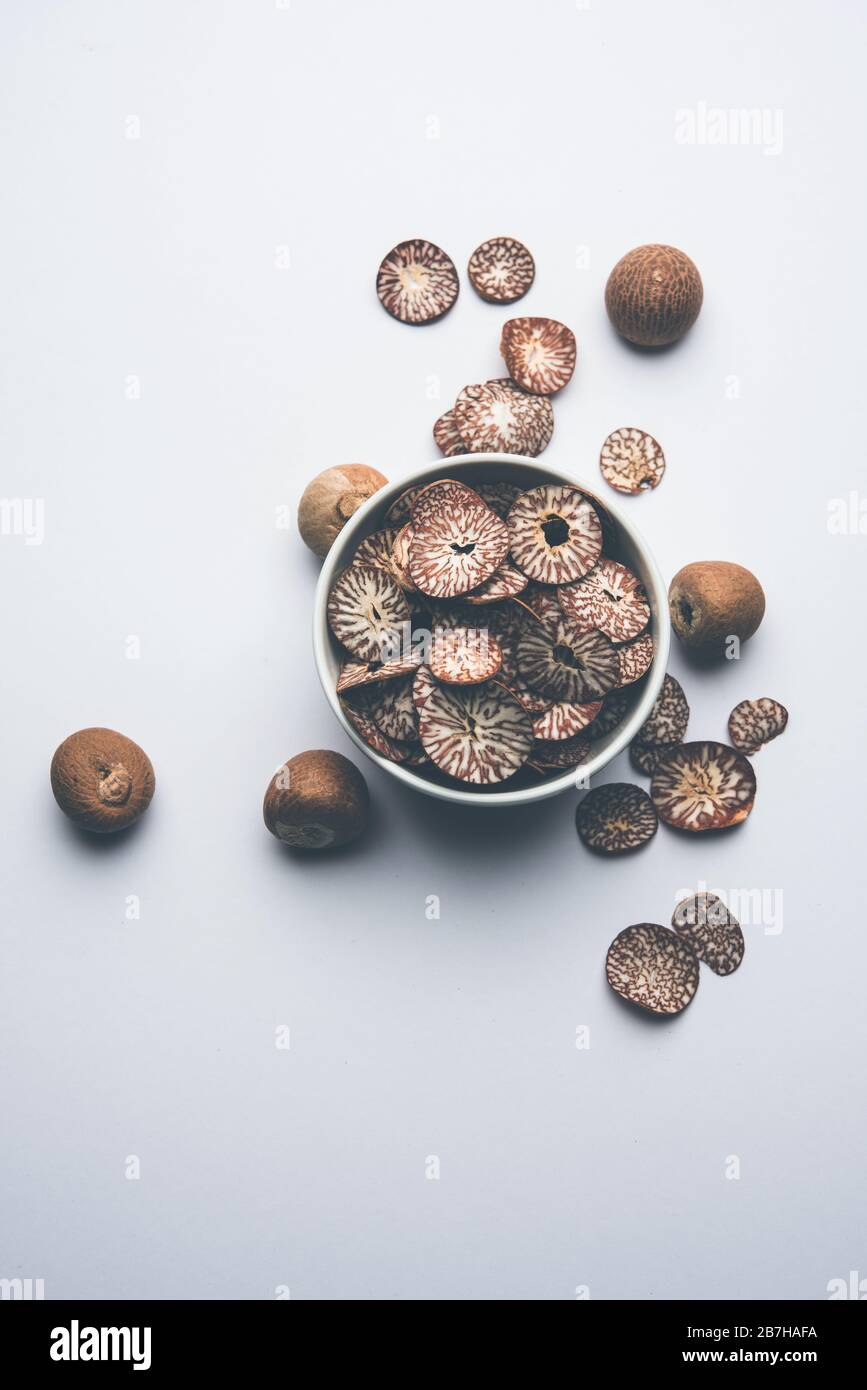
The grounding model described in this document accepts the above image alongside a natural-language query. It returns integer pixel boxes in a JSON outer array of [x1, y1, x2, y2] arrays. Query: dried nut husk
[[576, 782, 658, 853], [376, 239, 459, 324], [50, 727, 155, 833], [327, 563, 412, 661], [298, 464, 388, 558], [672, 893, 745, 976], [651, 741, 756, 832], [669, 561, 765, 654], [508, 484, 602, 585], [558, 559, 650, 642], [263, 750, 369, 850], [728, 698, 788, 754], [606, 924, 700, 1015], [605, 244, 703, 348]]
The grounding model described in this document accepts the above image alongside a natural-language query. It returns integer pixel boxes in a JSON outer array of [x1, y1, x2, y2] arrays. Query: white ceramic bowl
[[313, 454, 669, 807]]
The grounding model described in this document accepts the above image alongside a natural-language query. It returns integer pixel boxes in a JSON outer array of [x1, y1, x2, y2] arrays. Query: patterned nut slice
[[467, 237, 535, 303], [527, 734, 592, 771], [419, 681, 533, 784], [600, 427, 666, 494], [651, 741, 756, 832], [462, 560, 528, 605], [433, 410, 466, 458], [409, 498, 509, 599], [500, 316, 577, 395], [336, 651, 421, 694], [327, 563, 411, 662], [376, 239, 459, 324], [617, 632, 654, 687], [384, 484, 425, 526], [558, 559, 650, 642], [728, 698, 788, 754], [508, 484, 602, 585], [517, 613, 619, 703], [672, 893, 745, 976], [629, 740, 680, 777], [412, 664, 438, 711], [390, 523, 416, 591], [341, 699, 414, 763], [428, 626, 503, 685], [606, 924, 699, 1016], [455, 381, 554, 457], [576, 782, 658, 853], [412, 477, 489, 522], [365, 674, 419, 743], [635, 673, 689, 746], [532, 700, 601, 741]]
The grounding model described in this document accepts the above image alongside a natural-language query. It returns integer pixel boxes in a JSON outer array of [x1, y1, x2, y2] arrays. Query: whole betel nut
[[297, 464, 388, 559], [50, 728, 155, 832], [263, 750, 369, 850], [605, 244, 703, 348], [668, 561, 765, 654]]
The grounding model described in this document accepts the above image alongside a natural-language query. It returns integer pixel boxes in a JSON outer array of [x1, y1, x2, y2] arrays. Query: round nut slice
[[576, 782, 658, 853], [635, 672, 689, 746], [508, 484, 602, 585], [728, 698, 788, 754], [500, 316, 577, 395], [409, 499, 509, 599], [412, 478, 488, 523], [651, 741, 756, 832], [376, 239, 459, 324], [600, 428, 666, 494], [617, 632, 654, 687], [518, 614, 619, 703], [352, 527, 402, 575], [341, 699, 413, 763], [419, 681, 533, 784], [433, 409, 466, 458], [428, 626, 503, 685], [532, 700, 601, 742], [558, 559, 650, 642], [454, 381, 554, 457], [672, 893, 745, 976], [366, 674, 419, 743], [606, 924, 700, 1016], [327, 563, 411, 662], [467, 237, 535, 304]]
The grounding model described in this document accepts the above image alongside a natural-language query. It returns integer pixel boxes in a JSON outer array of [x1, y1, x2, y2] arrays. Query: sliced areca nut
[[365, 674, 419, 742], [352, 526, 401, 574], [517, 614, 619, 703], [508, 675, 552, 715], [428, 626, 503, 684], [586, 689, 631, 741], [508, 485, 602, 584], [629, 740, 679, 777], [418, 681, 533, 784], [385, 485, 425, 527], [558, 559, 650, 643], [606, 924, 699, 1016], [412, 664, 438, 711], [500, 316, 577, 395], [651, 741, 756, 832], [409, 499, 509, 599], [527, 734, 592, 771], [600, 427, 666, 494], [337, 651, 421, 694], [327, 563, 411, 661], [635, 672, 689, 746], [376, 239, 459, 324], [511, 585, 560, 627], [475, 480, 523, 519], [728, 698, 789, 754], [672, 894, 745, 976], [467, 237, 535, 303], [454, 381, 553, 457], [412, 477, 488, 522], [341, 699, 413, 763], [532, 700, 601, 741], [462, 560, 528, 605], [617, 632, 654, 687], [390, 523, 416, 590], [433, 410, 466, 458], [576, 782, 658, 854]]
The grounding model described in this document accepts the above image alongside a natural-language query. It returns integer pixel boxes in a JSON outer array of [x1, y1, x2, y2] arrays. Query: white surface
[[1, 0, 865, 1301]]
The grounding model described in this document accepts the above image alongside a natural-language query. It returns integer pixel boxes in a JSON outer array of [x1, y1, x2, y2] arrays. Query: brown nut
[[605, 244, 703, 348], [297, 465, 388, 558], [263, 750, 369, 850], [51, 728, 155, 833], [669, 561, 765, 654]]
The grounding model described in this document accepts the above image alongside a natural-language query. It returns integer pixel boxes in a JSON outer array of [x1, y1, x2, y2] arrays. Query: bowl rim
[[312, 453, 670, 807]]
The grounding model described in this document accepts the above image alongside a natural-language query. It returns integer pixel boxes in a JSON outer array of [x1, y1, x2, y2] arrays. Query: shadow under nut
[[50, 727, 156, 832]]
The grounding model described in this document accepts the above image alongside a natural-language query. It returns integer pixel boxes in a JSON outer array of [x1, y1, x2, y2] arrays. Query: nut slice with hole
[[508, 485, 602, 585], [606, 924, 700, 1015], [558, 559, 650, 642], [500, 316, 577, 395], [617, 632, 654, 687], [600, 428, 666, 494], [327, 563, 411, 661], [376, 239, 459, 324], [651, 741, 756, 832], [576, 782, 658, 853], [467, 237, 535, 303], [728, 698, 789, 754], [672, 893, 745, 976], [409, 498, 509, 598], [419, 681, 533, 784], [634, 673, 689, 746], [517, 614, 619, 703], [532, 700, 601, 741], [428, 626, 503, 685], [433, 410, 466, 458]]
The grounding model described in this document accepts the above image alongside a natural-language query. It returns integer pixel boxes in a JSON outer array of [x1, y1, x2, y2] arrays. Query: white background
[[1, 0, 865, 1300]]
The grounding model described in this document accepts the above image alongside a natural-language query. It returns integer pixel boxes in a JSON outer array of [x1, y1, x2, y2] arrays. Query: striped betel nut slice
[[508, 485, 602, 585], [467, 237, 535, 304], [419, 681, 533, 784], [672, 893, 745, 976], [651, 741, 756, 832], [576, 782, 658, 854], [558, 559, 650, 643], [606, 924, 700, 1015], [600, 427, 666, 494], [500, 316, 576, 395], [376, 239, 459, 324], [327, 563, 411, 662]]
